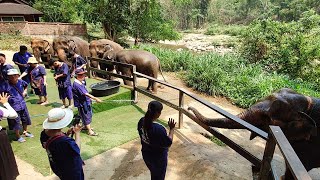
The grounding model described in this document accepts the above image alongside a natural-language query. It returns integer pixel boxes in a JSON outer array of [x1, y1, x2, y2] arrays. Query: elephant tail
[[158, 59, 167, 82]]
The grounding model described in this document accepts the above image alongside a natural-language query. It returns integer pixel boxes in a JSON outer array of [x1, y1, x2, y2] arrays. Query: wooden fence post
[[132, 66, 138, 104], [259, 133, 276, 180], [86, 57, 91, 78], [178, 90, 184, 129]]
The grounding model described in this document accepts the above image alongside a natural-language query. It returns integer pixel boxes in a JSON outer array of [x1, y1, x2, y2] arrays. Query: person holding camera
[[137, 101, 176, 180], [49, 59, 73, 109], [40, 108, 84, 180]]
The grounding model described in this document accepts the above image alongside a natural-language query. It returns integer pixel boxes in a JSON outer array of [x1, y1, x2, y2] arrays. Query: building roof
[[0, 2, 43, 15]]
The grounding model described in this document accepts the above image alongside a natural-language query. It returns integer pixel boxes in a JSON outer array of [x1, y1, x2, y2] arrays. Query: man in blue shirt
[[40, 108, 84, 180], [12, 45, 32, 84], [0, 53, 13, 81]]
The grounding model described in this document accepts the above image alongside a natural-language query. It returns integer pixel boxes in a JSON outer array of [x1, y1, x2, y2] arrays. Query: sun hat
[[7, 68, 20, 75], [27, 57, 38, 64], [75, 68, 87, 75], [43, 108, 74, 129]]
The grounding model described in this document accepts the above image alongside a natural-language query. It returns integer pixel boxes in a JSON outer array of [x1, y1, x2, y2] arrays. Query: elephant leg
[[147, 80, 152, 91], [283, 168, 294, 180], [122, 68, 133, 86], [151, 80, 157, 94]]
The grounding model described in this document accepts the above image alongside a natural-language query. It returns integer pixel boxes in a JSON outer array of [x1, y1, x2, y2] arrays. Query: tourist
[[5, 69, 33, 142], [0, 92, 19, 180], [19, 57, 48, 105], [12, 45, 32, 83], [72, 69, 101, 136], [70, 51, 87, 77], [49, 59, 73, 109], [40, 108, 84, 180], [137, 101, 176, 180], [0, 53, 13, 81]]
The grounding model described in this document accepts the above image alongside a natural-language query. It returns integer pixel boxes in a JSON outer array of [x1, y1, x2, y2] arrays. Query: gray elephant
[[103, 47, 165, 93], [53, 36, 90, 66], [31, 38, 54, 68], [188, 88, 320, 179], [89, 39, 123, 78]]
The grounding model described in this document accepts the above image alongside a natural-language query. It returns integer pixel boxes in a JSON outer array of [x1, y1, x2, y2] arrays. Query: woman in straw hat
[[40, 108, 84, 180], [19, 57, 48, 105], [0, 92, 19, 180]]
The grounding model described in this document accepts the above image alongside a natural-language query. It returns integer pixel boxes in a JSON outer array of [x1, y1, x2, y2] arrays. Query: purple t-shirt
[[27, 65, 46, 81], [13, 52, 32, 72], [2, 80, 28, 111], [0, 110, 3, 119], [55, 63, 71, 88], [72, 81, 91, 108], [73, 56, 87, 69]]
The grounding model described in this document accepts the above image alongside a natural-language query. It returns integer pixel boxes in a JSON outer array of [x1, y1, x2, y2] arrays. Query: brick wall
[[0, 22, 87, 37]]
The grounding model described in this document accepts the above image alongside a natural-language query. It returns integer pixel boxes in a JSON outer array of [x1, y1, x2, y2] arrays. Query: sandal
[[23, 132, 34, 138], [88, 131, 98, 136], [40, 101, 49, 106], [17, 137, 26, 143], [82, 127, 94, 131]]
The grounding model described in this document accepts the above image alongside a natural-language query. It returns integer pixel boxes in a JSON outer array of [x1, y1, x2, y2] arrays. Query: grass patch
[[0, 68, 144, 176], [0, 34, 31, 51]]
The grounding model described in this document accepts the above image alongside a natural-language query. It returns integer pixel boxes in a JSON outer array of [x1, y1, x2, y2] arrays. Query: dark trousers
[[142, 151, 168, 180]]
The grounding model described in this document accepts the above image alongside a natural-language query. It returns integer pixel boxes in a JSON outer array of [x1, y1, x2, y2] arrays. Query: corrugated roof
[[0, 3, 43, 15]]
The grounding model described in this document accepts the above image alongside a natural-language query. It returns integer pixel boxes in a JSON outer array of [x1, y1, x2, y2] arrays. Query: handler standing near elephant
[[19, 57, 48, 105], [49, 59, 73, 109], [137, 101, 176, 180], [70, 51, 87, 78], [72, 69, 102, 136], [12, 45, 32, 84]]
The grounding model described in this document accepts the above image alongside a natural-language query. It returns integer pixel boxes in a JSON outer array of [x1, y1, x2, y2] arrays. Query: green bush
[[205, 24, 246, 36]]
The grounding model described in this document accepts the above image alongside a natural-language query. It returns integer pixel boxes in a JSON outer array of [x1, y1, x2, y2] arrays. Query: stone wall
[[0, 22, 87, 37]]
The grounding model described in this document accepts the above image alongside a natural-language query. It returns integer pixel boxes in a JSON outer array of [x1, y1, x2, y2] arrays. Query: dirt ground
[[2, 50, 320, 179]]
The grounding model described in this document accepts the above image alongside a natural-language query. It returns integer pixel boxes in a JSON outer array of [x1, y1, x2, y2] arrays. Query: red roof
[[0, 2, 43, 15]]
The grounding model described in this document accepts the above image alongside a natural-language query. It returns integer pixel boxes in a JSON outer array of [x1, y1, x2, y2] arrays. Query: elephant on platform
[[53, 36, 90, 66], [30, 38, 54, 68], [89, 39, 123, 78], [188, 88, 320, 179], [103, 47, 165, 93]]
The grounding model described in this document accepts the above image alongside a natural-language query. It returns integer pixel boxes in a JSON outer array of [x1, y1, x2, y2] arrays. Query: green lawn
[[0, 68, 144, 176]]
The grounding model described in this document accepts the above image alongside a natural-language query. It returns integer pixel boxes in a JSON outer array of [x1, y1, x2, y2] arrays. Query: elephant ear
[[297, 111, 317, 136], [268, 99, 293, 125], [68, 40, 77, 52], [43, 40, 51, 52], [103, 44, 113, 52]]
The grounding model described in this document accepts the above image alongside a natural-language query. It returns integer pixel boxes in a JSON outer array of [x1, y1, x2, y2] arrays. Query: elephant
[[102, 47, 166, 93], [188, 88, 320, 179], [30, 38, 54, 68], [52, 36, 90, 67], [89, 39, 123, 78]]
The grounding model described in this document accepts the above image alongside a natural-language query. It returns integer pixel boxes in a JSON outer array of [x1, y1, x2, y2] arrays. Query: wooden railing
[[85, 56, 311, 179]]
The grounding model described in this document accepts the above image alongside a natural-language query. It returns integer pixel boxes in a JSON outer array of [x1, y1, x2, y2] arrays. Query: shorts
[[34, 84, 47, 96], [58, 86, 73, 100], [8, 109, 31, 131], [78, 104, 92, 125]]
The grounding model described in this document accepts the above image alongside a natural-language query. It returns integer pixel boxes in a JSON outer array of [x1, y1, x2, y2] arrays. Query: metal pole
[[132, 66, 138, 104], [178, 90, 184, 129]]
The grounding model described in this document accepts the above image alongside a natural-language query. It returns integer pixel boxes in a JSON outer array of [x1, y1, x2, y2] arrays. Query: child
[[19, 57, 48, 105], [70, 51, 87, 77], [40, 108, 84, 180], [72, 69, 102, 136], [137, 101, 176, 180], [49, 59, 73, 109], [5, 69, 33, 142]]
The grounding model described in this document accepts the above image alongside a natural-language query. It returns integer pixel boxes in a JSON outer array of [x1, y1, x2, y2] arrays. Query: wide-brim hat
[[75, 68, 87, 75], [7, 68, 20, 75], [27, 57, 38, 64], [43, 108, 74, 129]]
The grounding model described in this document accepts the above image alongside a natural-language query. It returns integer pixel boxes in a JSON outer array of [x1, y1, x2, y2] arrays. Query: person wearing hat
[[40, 108, 84, 180], [49, 59, 73, 109], [72, 69, 102, 136], [0, 53, 13, 81], [19, 57, 48, 105], [3, 68, 33, 143], [70, 51, 87, 78], [12, 45, 32, 84]]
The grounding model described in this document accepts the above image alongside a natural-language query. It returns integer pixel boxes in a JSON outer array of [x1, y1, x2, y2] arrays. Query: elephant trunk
[[188, 106, 265, 129], [57, 48, 67, 61], [32, 48, 42, 63]]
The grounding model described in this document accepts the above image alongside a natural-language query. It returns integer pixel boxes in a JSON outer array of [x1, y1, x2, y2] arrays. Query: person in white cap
[[40, 108, 84, 180], [3, 68, 33, 143], [19, 57, 48, 105]]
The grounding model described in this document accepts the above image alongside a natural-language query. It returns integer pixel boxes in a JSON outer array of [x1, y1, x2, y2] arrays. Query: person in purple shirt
[[72, 69, 101, 136], [20, 57, 48, 105], [0, 53, 13, 81], [70, 51, 87, 78], [4, 69, 33, 143], [49, 59, 73, 109], [137, 101, 176, 180], [40, 108, 84, 180], [12, 45, 32, 84]]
